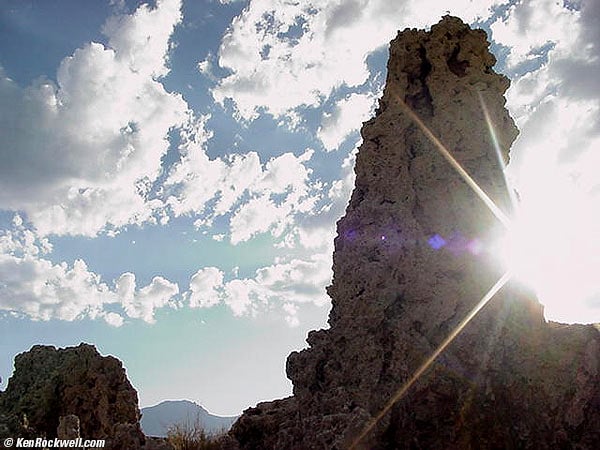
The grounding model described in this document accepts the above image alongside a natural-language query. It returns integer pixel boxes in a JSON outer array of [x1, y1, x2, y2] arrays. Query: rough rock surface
[[0, 343, 147, 449], [57, 415, 80, 440], [230, 16, 600, 449]]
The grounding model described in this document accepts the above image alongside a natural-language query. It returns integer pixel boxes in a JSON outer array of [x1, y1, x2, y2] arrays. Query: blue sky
[[1, 0, 599, 415]]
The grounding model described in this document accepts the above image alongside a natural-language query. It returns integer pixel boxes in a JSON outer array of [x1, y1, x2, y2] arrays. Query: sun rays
[[350, 90, 518, 449], [392, 90, 512, 228], [349, 271, 512, 449], [350, 77, 600, 447]]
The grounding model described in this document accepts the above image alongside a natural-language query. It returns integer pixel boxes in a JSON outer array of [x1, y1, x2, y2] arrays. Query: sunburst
[[350, 91, 520, 449]]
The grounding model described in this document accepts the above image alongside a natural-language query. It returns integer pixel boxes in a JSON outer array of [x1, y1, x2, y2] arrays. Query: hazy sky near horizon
[[1, 0, 599, 415]]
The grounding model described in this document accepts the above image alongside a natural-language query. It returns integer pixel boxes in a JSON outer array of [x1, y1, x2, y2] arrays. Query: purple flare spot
[[428, 234, 446, 250], [344, 229, 357, 240], [467, 238, 483, 255]]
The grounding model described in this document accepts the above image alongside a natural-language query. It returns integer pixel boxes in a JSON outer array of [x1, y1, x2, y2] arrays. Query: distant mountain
[[140, 400, 238, 437]]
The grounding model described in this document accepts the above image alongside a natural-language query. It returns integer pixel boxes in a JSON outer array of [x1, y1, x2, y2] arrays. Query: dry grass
[[166, 418, 225, 450]]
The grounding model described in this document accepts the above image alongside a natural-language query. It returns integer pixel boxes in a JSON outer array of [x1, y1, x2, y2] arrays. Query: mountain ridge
[[141, 399, 238, 438]]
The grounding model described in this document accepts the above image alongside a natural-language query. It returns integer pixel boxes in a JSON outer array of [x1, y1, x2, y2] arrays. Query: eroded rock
[[0, 343, 146, 449], [57, 415, 80, 440], [231, 16, 600, 449]]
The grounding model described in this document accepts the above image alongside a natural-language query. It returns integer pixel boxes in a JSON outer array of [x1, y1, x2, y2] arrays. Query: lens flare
[[349, 272, 512, 449], [391, 90, 511, 228], [350, 90, 515, 448], [352, 85, 599, 449], [478, 91, 519, 211], [494, 161, 600, 324]]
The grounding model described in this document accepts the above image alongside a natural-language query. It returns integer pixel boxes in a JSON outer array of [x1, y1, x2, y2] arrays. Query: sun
[[398, 90, 599, 326], [495, 160, 600, 324]]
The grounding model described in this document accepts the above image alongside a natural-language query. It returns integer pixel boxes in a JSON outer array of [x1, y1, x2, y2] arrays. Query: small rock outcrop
[[57, 415, 80, 440], [0, 343, 146, 449], [230, 16, 600, 449]]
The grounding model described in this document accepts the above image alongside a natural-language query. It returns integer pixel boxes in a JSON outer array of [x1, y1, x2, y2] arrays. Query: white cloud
[[254, 254, 331, 306], [282, 302, 300, 327], [164, 117, 261, 218], [257, 149, 314, 194], [182, 251, 331, 323], [227, 150, 318, 243], [0, 215, 53, 257], [0, 255, 113, 323], [222, 279, 261, 316], [104, 312, 125, 327], [103, 0, 183, 78], [0, 0, 187, 236], [296, 147, 357, 253], [491, 0, 579, 68], [0, 220, 179, 326], [165, 122, 321, 244], [230, 196, 287, 244], [117, 272, 179, 323], [197, 54, 217, 81], [494, 0, 600, 197], [218, 144, 360, 323], [318, 93, 377, 151], [209, 253, 331, 321], [212, 0, 500, 120], [189, 267, 224, 308], [0, 221, 118, 323]]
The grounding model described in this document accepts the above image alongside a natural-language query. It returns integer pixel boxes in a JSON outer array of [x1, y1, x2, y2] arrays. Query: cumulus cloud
[[0, 254, 113, 323], [228, 150, 318, 244], [189, 267, 224, 308], [0, 223, 112, 324], [254, 254, 331, 305], [296, 147, 357, 253], [183, 251, 331, 323], [282, 302, 300, 327], [117, 272, 179, 323], [491, 0, 579, 69], [212, 0, 500, 120], [0, 217, 179, 325], [104, 312, 125, 327], [178, 149, 356, 327], [318, 93, 377, 151], [103, 0, 183, 78], [165, 120, 321, 244], [210, 147, 358, 319], [492, 0, 600, 200], [493, 0, 599, 147], [0, 0, 187, 236], [0, 217, 115, 323], [222, 279, 263, 316], [230, 196, 287, 244]]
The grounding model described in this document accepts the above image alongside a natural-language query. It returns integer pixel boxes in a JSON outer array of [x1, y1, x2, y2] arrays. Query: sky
[[0, 0, 599, 416]]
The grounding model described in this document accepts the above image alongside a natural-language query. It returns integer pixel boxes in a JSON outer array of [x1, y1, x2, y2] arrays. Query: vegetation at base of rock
[[167, 419, 225, 450]]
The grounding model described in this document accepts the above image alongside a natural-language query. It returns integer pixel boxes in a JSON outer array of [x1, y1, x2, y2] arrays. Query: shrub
[[166, 418, 224, 450]]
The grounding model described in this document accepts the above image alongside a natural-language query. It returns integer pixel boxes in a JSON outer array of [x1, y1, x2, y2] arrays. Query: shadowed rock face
[[0, 343, 146, 449], [230, 16, 600, 450]]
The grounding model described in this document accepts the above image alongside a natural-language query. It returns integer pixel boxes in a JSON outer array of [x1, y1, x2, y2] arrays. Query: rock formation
[[0, 343, 146, 449], [230, 16, 600, 449]]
